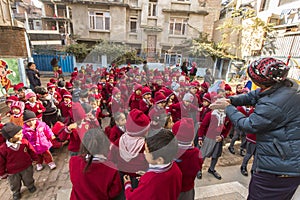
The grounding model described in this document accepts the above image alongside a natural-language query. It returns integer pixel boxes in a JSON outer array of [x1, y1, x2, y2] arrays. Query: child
[[57, 66, 64, 81], [25, 89, 46, 120], [35, 86, 59, 127], [109, 109, 150, 189], [123, 129, 182, 200], [22, 110, 57, 171], [172, 118, 203, 200], [108, 112, 126, 145], [128, 84, 143, 111], [139, 86, 154, 115], [0, 122, 38, 200], [10, 101, 25, 127], [69, 128, 122, 200], [58, 93, 73, 125], [5, 95, 19, 117], [197, 100, 232, 180]]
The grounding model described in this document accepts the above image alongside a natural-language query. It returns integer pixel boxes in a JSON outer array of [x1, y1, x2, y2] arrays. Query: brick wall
[[0, 26, 28, 57], [203, 0, 222, 40]]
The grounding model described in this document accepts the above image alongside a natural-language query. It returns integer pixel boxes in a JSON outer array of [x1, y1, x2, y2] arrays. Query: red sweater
[[198, 111, 232, 140], [69, 156, 122, 200], [0, 139, 38, 176], [124, 162, 182, 200], [128, 93, 142, 111], [109, 125, 124, 145], [25, 100, 46, 119], [176, 148, 203, 192], [139, 98, 153, 116], [109, 138, 148, 177]]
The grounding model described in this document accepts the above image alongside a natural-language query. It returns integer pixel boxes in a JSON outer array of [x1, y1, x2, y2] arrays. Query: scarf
[[211, 109, 226, 127], [119, 132, 145, 162]]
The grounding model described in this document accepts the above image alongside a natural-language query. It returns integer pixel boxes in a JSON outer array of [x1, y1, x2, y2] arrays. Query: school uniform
[[139, 98, 153, 116], [69, 155, 122, 200], [124, 162, 182, 200], [0, 139, 38, 197], [109, 125, 125, 145], [25, 100, 46, 119], [128, 93, 142, 111]]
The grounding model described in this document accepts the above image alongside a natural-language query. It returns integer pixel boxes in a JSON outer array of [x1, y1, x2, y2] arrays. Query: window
[[130, 17, 137, 33], [278, 0, 295, 6], [148, 0, 157, 17], [89, 11, 110, 31], [260, 0, 271, 11], [169, 18, 187, 36]]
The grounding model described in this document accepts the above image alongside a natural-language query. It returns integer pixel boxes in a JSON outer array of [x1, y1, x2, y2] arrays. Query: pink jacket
[[22, 120, 54, 154]]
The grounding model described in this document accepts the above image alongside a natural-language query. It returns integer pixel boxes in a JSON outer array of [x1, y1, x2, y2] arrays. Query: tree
[[64, 43, 90, 62], [216, 8, 277, 59]]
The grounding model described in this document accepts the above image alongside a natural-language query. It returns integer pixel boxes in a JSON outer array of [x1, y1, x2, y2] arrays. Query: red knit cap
[[63, 92, 72, 99], [203, 92, 211, 103], [154, 92, 166, 104], [49, 78, 57, 84], [47, 83, 56, 89], [25, 90, 36, 100], [134, 83, 143, 91], [13, 83, 24, 91], [142, 86, 151, 96], [112, 87, 121, 96], [72, 102, 86, 122], [11, 101, 25, 114], [201, 82, 210, 91], [224, 84, 232, 91], [65, 82, 73, 89], [6, 95, 19, 104], [126, 109, 150, 137], [172, 118, 195, 144]]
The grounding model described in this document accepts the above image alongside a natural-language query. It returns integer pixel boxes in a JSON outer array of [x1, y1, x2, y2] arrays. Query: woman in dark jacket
[[26, 62, 41, 90], [219, 57, 300, 200]]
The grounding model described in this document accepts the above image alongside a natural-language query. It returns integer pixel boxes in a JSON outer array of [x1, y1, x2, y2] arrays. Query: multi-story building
[[66, 0, 221, 63], [12, 0, 72, 49], [213, 0, 300, 79], [0, 0, 28, 57]]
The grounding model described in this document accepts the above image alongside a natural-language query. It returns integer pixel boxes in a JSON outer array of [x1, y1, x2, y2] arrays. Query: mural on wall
[[0, 59, 20, 97]]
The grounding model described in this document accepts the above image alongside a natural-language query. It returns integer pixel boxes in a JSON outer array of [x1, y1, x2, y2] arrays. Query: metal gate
[[32, 53, 75, 73]]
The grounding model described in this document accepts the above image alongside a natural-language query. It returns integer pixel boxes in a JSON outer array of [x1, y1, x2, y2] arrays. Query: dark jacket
[[225, 79, 300, 176], [26, 68, 41, 88]]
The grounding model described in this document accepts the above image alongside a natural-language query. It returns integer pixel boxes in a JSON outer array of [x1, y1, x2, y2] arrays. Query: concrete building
[[0, 0, 28, 57], [212, 0, 300, 79], [11, 0, 72, 49], [66, 0, 221, 63]]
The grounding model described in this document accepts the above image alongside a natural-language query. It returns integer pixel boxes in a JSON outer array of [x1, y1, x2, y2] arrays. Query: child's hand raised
[[123, 175, 131, 184]]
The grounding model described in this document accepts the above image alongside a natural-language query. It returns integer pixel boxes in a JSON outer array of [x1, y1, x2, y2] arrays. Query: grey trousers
[[178, 188, 195, 200], [8, 165, 35, 195]]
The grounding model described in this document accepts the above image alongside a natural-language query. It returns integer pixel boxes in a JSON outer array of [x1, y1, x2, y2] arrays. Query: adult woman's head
[[247, 57, 290, 87]]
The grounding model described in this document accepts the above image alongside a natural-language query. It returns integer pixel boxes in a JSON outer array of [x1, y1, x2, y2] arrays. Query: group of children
[[0, 63, 256, 200]]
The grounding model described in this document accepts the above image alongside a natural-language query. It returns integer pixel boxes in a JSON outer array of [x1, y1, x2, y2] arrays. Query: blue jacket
[[226, 79, 300, 176]]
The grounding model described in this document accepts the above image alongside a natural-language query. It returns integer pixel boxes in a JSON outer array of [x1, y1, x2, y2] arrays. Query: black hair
[[145, 129, 178, 163], [80, 89, 89, 98], [27, 62, 35, 68], [34, 86, 48, 95], [82, 103, 92, 114], [80, 128, 110, 172], [57, 80, 65, 88], [73, 80, 81, 88]]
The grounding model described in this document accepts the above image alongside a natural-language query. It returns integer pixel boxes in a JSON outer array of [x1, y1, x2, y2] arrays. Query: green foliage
[[216, 8, 276, 59], [64, 43, 90, 62], [112, 50, 144, 66]]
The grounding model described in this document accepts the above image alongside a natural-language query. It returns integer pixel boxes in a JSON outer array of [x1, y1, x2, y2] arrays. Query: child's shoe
[[28, 185, 37, 193], [36, 164, 44, 171], [13, 192, 21, 200], [48, 162, 56, 170]]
